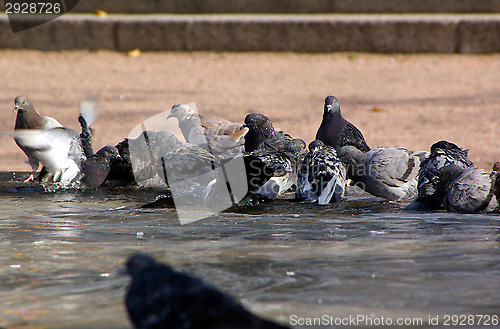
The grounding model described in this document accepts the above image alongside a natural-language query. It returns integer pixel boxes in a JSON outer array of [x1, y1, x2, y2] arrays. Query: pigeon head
[[323, 95, 341, 116], [430, 140, 467, 155], [154, 130, 184, 149], [14, 96, 42, 129], [14, 96, 35, 113], [125, 254, 162, 277], [337, 145, 366, 168], [95, 145, 121, 161], [308, 140, 325, 152], [244, 113, 272, 129], [243, 113, 275, 152], [243, 113, 275, 137], [282, 138, 307, 158], [493, 162, 500, 172], [291, 138, 307, 152], [167, 104, 196, 121]]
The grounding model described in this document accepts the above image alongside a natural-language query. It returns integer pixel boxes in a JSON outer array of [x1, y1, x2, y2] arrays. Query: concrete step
[[1, 14, 499, 53], [2, 0, 499, 14]]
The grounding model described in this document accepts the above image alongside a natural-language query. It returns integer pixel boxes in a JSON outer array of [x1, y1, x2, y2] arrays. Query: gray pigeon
[[13, 96, 63, 182], [123, 254, 290, 329], [415, 140, 474, 209], [435, 165, 498, 213], [80, 146, 121, 189], [296, 140, 346, 204], [111, 130, 171, 185], [338, 146, 428, 201], [167, 104, 248, 159], [156, 131, 219, 187], [316, 95, 370, 152], [242, 113, 277, 153]]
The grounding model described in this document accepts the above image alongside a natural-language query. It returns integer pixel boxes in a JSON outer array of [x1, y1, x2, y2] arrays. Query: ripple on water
[[0, 173, 500, 328]]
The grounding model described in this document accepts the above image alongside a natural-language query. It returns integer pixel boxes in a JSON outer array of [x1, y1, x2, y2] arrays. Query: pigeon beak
[[13, 105, 19, 112], [241, 124, 248, 129], [325, 104, 332, 112], [167, 112, 173, 119]]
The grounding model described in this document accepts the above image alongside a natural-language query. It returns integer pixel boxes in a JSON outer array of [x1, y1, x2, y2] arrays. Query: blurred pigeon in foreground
[[124, 254, 290, 329], [243, 113, 276, 153], [13, 96, 63, 182], [168, 104, 248, 159], [338, 146, 427, 201], [414, 140, 474, 210], [296, 140, 346, 204], [80, 146, 121, 189], [435, 165, 498, 213], [316, 95, 370, 152]]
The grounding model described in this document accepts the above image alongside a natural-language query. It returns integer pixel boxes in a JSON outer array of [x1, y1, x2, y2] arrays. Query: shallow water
[[0, 172, 499, 329]]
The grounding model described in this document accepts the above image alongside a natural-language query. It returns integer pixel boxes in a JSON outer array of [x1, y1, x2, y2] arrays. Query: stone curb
[[3, 0, 500, 14], [1, 14, 499, 53]]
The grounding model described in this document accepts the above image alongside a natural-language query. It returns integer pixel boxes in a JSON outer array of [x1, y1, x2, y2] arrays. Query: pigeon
[[78, 114, 93, 159], [296, 140, 347, 204], [243, 113, 277, 153], [123, 254, 290, 329], [156, 131, 219, 187], [13, 96, 63, 130], [78, 94, 98, 159], [415, 140, 474, 209], [250, 134, 307, 199], [79, 146, 121, 189], [105, 131, 159, 185], [435, 165, 498, 213], [104, 130, 177, 186], [338, 146, 428, 201], [315, 95, 370, 152], [13, 127, 86, 186], [493, 162, 500, 205], [167, 104, 248, 159], [13, 96, 63, 182]]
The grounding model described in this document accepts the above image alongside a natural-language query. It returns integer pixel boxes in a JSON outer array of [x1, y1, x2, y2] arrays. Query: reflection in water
[[0, 173, 499, 328]]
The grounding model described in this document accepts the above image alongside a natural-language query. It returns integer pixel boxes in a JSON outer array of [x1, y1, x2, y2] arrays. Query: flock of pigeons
[[11, 95, 500, 328], [12, 94, 500, 213]]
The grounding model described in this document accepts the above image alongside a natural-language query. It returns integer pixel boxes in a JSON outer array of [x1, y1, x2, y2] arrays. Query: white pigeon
[[13, 96, 85, 186]]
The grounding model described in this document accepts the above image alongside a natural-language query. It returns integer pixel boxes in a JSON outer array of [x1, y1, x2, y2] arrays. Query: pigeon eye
[[250, 119, 255, 123], [22, 101, 26, 104]]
